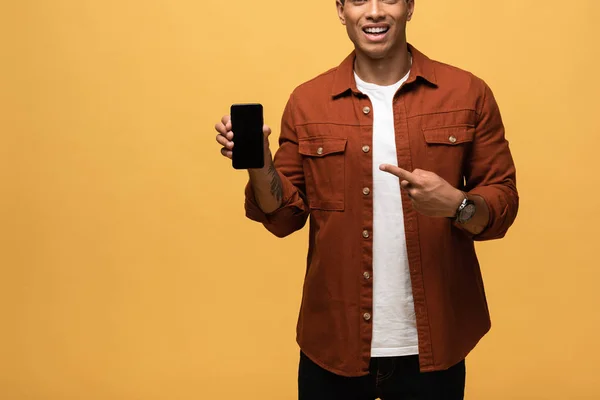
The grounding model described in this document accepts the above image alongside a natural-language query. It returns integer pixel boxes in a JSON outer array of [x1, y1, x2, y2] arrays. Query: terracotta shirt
[[244, 44, 519, 377]]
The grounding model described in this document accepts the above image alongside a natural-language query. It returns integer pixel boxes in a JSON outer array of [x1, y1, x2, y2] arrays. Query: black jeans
[[298, 351, 465, 400]]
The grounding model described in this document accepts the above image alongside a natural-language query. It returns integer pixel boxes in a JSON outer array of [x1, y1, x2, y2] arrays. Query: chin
[[357, 46, 390, 60]]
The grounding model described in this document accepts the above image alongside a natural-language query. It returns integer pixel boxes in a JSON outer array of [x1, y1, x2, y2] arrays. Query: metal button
[[362, 145, 370, 153], [317, 147, 324, 155], [362, 106, 371, 115], [363, 271, 370, 279], [362, 230, 370, 239], [449, 135, 457, 144], [362, 187, 371, 196], [363, 312, 371, 321]]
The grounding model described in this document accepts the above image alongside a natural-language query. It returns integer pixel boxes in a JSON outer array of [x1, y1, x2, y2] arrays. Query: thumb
[[262, 125, 273, 154], [263, 125, 272, 138]]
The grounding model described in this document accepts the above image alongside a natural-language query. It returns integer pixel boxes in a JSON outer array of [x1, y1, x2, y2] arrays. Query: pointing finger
[[379, 164, 419, 185]]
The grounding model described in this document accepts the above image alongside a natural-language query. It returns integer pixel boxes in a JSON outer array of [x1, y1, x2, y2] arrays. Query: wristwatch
[[454, 193, 476, 224]]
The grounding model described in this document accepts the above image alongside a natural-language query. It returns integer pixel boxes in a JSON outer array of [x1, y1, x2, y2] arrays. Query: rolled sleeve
[[464, 81, 519, 241], [244, 171, 308, 237]]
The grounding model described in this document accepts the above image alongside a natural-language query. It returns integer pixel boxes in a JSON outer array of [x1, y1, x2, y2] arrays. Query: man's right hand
[[214, 114, 283, 213], [214, 115, 273, 163]]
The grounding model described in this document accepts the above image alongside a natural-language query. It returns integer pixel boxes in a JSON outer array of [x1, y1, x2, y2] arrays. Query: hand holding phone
[[214, 105, 282, 213]]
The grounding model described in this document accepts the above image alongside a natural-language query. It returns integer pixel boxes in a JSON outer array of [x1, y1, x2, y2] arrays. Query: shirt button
[[363, 312, 371, 321], [363, 106, 371, 114], [362, 187, 371, 195], [449, 135, 457, 144], [362, 230, 370, 239], [317, 147, 324, 155], [362, 145, 370, 153], [363, 271, 370, 279]]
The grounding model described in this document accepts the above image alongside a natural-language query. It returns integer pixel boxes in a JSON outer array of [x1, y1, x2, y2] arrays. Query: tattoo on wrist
[[267, 163, 283, 203]]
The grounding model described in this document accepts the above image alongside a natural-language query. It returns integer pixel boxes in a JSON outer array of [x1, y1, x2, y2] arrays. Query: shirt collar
[[330, 43, 438, 97]]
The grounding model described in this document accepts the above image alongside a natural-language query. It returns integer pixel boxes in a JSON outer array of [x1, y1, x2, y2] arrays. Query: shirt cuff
[[467, 185, 510, 240]]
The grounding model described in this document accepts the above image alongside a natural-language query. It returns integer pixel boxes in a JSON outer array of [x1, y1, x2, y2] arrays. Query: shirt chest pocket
[[421, 124, 475, 185], [298, 137, 347, 211]]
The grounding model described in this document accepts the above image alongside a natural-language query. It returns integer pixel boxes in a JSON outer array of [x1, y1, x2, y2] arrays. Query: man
[[214, 0, 518, 398]]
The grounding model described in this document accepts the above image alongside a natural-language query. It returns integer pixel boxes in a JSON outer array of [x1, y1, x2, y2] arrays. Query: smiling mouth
[[362, 26, 390, 35]]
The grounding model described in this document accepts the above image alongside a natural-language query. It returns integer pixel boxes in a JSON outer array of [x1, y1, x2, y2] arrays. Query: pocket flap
[[422, 125, 474, 145], [298, 137, 347, 157]]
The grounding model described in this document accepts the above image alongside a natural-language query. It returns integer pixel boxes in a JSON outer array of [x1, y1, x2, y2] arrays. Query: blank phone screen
[[230, 103, 264, 169]]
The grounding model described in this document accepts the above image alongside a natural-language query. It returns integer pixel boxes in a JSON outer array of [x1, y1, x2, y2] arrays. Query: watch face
[[460, 203, 476, 223]]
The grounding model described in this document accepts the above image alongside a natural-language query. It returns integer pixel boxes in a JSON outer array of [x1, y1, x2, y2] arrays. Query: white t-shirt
[[354, 70, 419, 357]]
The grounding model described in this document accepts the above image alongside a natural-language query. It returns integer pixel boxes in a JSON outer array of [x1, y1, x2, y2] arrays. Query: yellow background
[[1, 1, 599, 399]]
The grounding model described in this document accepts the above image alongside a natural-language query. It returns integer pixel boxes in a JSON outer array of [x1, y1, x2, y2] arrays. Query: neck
[[354, 42, 411, 86]]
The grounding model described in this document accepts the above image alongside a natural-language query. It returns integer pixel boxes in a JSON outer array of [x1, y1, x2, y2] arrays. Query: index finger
[[221, 115, 232, 131], [215, 115, 232, 136], [214, 122, 228, 135], [379, 164, 419, 185]]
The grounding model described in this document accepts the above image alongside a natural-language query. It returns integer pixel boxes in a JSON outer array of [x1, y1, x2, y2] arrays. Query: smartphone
[[230, 103, 264, 169]]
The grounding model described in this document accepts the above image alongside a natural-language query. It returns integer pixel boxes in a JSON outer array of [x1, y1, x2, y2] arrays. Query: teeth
[[365, 27, 388, 34]]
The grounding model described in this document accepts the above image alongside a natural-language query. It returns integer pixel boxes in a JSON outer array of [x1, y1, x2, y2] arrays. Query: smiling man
[[215, 0, 518, 398]]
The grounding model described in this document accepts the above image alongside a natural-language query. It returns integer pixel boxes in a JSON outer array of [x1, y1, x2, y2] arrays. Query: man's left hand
[[379, 164, 464, 218]]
